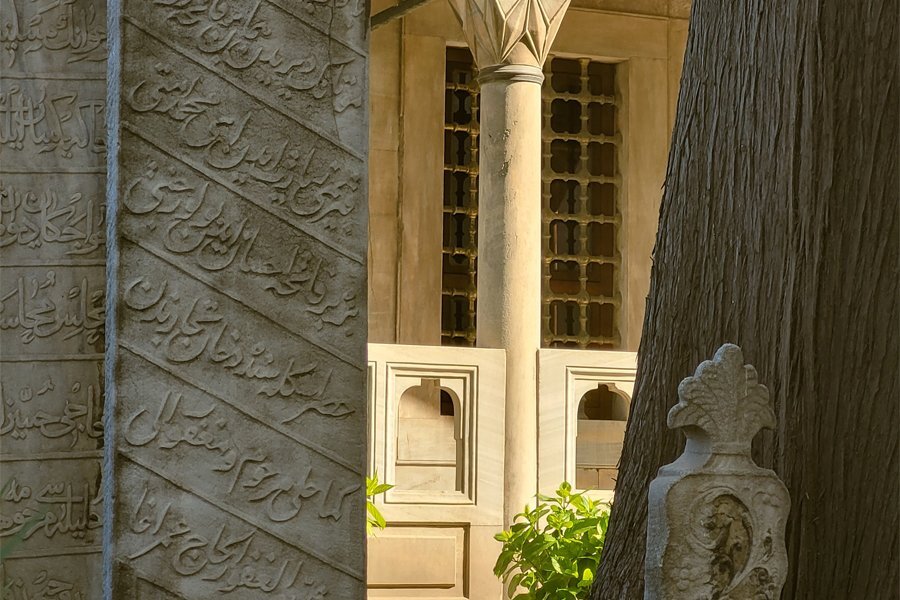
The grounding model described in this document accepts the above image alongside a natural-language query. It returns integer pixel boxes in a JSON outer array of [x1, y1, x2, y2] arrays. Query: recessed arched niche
[[575, 384, 629, 491], [395, 378, 463, 492]]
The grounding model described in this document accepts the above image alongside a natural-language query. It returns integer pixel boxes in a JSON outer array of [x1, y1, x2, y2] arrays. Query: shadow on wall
[[395, 378, 463, 492], [576, 384, 629, 491]]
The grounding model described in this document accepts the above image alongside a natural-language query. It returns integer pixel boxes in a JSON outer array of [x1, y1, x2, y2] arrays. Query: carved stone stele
[[645, 344, 790, 600], [1, 1, 107, 597], [106, 0, 367, 596], [446, 0, 570, 69]]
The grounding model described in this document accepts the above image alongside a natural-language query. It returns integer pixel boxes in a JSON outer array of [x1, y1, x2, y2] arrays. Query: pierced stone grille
[[541, 58, 621, 349], [439, 51, 621, 349], [441, 48, 480, 346]]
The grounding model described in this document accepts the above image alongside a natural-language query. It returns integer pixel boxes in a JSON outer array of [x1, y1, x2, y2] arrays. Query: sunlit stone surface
[[106, 0, 368, 595]]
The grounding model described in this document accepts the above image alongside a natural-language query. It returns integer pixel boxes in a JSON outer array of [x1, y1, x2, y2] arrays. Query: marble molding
[[645, 344, 790, 600], [104, 0, 369, 597]]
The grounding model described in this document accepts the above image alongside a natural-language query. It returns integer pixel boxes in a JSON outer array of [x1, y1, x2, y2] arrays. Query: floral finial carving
[[646, 344, 790, 599], [447, 0, 570, 69], [668, 344, 775, 452]]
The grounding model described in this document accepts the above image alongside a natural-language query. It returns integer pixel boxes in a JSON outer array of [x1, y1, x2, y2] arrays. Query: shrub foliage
[[494, 482, 609, 599]]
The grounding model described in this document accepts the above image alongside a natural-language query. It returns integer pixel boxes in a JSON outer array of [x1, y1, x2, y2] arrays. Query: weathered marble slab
[[0, 0, 107, 596], [107, 0, 368, 596], [644, 344, 790, 600]]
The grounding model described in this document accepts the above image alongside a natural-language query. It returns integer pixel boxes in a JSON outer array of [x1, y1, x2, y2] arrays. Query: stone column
[[447, 0, 570, 525], [645, 344, 790, 599]]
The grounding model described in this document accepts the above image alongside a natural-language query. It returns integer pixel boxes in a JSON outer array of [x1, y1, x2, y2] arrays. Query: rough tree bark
[[591, 2, 898, 599]]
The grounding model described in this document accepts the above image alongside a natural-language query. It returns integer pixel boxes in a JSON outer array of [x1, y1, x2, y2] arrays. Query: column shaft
[[477, 72, 543, 525]]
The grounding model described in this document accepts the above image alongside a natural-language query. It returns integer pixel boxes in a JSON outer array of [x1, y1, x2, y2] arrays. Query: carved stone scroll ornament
[[644, 344, 790, 600], [446, 0, 570, 69]]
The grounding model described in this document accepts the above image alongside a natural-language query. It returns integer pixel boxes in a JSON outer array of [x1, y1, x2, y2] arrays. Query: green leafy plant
[[493, 482, 609, 600], [366, 473, 393, 536]]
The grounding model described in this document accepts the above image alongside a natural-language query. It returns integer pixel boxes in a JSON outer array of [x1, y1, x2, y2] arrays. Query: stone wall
[[365, 5, 687, 350], [105, 0, 368, 596], [0, 0, 107, 597]]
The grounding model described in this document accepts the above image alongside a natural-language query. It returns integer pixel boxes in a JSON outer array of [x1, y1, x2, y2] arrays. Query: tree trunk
[[591, 2, 898, 599]]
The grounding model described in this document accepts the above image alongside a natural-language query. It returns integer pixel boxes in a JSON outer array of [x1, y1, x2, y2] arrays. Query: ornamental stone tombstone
[[645, 344, 790, 600], [105, 0, 368, 597], [0, 1, 107, 597]]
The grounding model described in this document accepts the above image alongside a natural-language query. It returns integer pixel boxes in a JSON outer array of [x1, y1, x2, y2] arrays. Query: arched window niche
[[575, 384, 629, 491], [394, 378, 463, 492]]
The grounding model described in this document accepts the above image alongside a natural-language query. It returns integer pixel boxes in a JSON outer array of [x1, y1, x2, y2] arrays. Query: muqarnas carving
[[446, 0, 570, 68], [645, 344, 790, 600]]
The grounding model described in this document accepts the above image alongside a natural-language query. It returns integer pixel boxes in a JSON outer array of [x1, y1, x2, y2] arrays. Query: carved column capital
[[447, 0, 570, 72]]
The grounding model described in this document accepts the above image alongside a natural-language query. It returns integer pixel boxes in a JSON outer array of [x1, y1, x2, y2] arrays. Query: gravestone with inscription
[[0, 0, 107, 597], [644, 344, 790, 600], [106, 0, 368, 597]]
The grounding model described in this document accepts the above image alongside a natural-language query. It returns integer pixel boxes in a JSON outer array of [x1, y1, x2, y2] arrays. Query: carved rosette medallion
[[446, 0, 570, 71], [645, 344, 790, 600]]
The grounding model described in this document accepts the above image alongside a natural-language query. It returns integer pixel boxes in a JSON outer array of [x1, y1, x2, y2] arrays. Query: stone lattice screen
[[541, 58, 621, 349], [441, 48, 480, 346], [440, 51, 622, 348]]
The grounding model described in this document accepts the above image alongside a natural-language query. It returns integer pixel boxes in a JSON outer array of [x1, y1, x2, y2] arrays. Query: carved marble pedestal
[[645, 344, 790, 600]]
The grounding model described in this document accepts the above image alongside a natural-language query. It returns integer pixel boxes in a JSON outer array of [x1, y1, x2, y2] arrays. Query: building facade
[[365, 0, 689, 596], [0, 0, 686, 597]]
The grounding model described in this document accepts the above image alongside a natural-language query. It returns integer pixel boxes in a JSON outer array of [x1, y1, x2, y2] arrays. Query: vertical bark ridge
[[591, 1, 898, 598]]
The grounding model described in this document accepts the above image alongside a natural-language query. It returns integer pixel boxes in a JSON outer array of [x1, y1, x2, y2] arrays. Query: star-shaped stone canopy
[[447, 0, 570, 69]]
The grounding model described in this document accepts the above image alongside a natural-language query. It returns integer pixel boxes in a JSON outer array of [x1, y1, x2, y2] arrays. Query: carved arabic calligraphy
[[0, 376, 103, 446], [0, 473, 103, 545], [123, 63, 360, 233], [110, 0, 366, 591], [0, 179, 104, 255], [127, 482, 329, 597], [150, 0, 362, 114], [2, 570, 88, 600], [0, 270, 104, 346], [0, 377, 102, 447], [122, 273, 351, 421], [0, 84, 105, 159], [123, 389, 359, 522], [0, 0, 106, 68], [122, 160, 358, 329]]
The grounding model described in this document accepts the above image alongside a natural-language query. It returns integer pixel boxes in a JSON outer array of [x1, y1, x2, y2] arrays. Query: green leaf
[[490, 481, 610, 598], [550, 557, 563, 573]]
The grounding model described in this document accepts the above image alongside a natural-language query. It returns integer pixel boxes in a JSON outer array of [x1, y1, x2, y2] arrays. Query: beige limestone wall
[[367, 4, 689, 351], [368, 8, 447, 346], [0, 1, 107, 596], [369, 10, 402, 344], [396, 34, 445, 345]]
